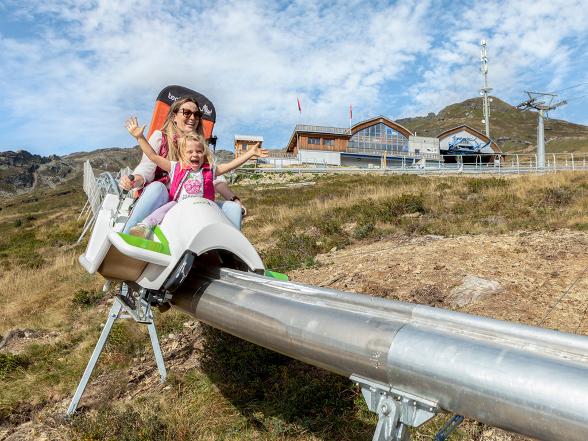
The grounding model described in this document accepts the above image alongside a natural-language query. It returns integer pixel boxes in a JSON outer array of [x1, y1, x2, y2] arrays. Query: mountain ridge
[[1, 96, 587, 196], [396, 96, 588, 153]]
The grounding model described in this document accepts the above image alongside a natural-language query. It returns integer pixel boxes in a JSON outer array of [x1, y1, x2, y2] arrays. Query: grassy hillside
[[1, 172, 588, 440], [397, 97, 588, 153]]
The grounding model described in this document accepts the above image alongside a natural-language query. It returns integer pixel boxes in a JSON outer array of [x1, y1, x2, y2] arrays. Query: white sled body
[[79, 194, 264, 290]]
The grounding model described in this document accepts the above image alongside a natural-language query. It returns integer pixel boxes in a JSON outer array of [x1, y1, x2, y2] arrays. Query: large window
[[348, 123, 409, 153], [308, 137, 321, 145], [323, 138, 334, 146]]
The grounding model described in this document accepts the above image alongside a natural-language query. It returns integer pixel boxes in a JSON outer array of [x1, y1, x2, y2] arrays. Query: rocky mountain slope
[[0, 147, 234, 197], [0, 148, 141, 196]]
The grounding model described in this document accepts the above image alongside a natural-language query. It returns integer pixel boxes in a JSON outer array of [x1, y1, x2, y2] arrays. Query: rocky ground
[[2, 229, 587, 440], [292, 229, 588, 334]]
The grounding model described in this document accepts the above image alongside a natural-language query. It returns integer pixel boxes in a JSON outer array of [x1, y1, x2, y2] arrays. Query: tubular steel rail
[[171, 267, 588, 441]]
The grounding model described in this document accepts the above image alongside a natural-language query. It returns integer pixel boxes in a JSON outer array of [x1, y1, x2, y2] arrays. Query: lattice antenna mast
[[480, 40, 492, 138], [517, 92, 567, 169]]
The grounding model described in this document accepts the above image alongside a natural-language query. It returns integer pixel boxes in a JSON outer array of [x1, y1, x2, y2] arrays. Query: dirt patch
[[0, 329, 60, 355], [292, 229, 588, 334]]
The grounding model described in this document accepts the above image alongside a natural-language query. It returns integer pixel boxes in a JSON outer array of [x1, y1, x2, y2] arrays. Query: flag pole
[[349, 104, 352, 131]]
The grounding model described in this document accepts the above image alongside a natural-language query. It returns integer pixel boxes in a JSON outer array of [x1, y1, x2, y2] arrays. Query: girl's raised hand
[[125, 116, 146, 139], [250, 142, 269, 158]]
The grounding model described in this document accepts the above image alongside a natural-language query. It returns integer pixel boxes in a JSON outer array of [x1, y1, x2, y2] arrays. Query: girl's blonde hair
[[161, 97, 204, 161], [178, 133, 214, 167]]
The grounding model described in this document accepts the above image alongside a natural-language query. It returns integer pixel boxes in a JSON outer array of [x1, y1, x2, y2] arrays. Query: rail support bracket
[[351, 374, 439, 441], [66, 284, 167, 417]]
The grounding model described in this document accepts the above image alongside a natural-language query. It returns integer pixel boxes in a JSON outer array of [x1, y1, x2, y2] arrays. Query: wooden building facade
[[234, 135, 264, 158], [286, 117, 415, 156]]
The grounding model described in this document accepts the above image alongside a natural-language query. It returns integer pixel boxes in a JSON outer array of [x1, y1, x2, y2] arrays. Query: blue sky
[[1, 0, 587, 155]]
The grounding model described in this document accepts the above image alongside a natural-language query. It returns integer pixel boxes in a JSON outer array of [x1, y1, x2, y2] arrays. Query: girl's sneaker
[[129, 223, 151, 239]]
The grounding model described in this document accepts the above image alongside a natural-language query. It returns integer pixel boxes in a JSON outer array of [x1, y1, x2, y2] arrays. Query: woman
[[120, 97, 246, 232]]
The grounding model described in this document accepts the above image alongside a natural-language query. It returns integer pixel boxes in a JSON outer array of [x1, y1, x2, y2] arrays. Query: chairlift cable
[[561, 92, 588, 103], [547, 82, 588, 94]]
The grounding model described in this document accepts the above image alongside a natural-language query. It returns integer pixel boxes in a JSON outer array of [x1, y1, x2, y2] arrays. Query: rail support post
[[351, 375, 438, 441], [66, 284, 167, 417]]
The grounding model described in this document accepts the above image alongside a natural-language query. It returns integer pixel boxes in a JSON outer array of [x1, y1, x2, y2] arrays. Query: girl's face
[[183, 141, 206, 170], [174, 101, 200, 133]]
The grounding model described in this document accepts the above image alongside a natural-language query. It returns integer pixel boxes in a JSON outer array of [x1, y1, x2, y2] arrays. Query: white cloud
[[0, 0, 586, 154], [402, 0, 588, 118], [0, 0, 433, 153]]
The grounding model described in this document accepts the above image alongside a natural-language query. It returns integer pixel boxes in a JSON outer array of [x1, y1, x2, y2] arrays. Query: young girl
[[125, 116, 267, 238]]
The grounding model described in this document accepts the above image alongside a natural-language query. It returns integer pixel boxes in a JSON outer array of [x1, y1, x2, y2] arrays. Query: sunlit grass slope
[[1, 171, 587, 440]]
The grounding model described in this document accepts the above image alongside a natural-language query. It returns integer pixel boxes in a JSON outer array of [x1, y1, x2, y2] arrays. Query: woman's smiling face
[[174, 101, 200, 133]]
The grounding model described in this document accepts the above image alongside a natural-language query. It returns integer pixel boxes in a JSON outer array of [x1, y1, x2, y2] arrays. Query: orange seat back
[[146, 85, 216, 140]]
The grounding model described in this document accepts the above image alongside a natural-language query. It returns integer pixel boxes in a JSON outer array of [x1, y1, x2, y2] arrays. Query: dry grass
[[1, 171, 588, 440], [0, 251, 102, 333], [237, 172, 588, 272]]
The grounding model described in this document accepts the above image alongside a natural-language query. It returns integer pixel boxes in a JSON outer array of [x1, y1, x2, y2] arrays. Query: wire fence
[[247, 152, 588, 175], [77, 161, 131, 243]]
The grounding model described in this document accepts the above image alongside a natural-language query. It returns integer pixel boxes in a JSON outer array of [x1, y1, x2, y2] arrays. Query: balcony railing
[[295, 124, 350, 135]]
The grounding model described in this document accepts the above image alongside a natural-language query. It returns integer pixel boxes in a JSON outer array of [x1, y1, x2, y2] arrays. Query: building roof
[[350, 116, 413, 138], [235, 135, 264, 142]]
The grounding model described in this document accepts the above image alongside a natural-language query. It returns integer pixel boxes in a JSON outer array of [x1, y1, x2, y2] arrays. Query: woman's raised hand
[[250, 142, 269, 158], [119, 175, 134, 191], [125, 116, 146, 139]]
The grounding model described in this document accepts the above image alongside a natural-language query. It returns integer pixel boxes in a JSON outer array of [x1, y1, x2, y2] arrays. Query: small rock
[[329, 246, 337, 253], [425, 235, 444, 241], [479, 428, 516, 440], [450, 275, 502, 307]]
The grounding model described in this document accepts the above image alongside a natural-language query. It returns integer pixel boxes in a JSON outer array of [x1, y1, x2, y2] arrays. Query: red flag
[[297, 97, 302, 113], [349, 104, 352, 120]]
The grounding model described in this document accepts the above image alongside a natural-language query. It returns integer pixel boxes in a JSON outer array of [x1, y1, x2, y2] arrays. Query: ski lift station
[[236, 117, 502, 168]]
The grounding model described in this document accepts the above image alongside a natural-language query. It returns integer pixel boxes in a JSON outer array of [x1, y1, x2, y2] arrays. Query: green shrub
[[379, 193, 426, 219], [47, 221, 80, 245], [105, 323, 141, 356], [71, 404, 166, 441], [354, 222, 375, 239], [16, 253, 45, 269], [262, 233, 319, 271], [466, 177, 510, 193], [540, 187, 574, 207], [155, 310, 188, 336], [0, 353, 29, 379], [72, 289, 103, 308]]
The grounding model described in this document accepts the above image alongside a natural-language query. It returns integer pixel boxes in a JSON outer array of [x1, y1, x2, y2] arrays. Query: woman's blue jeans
[[123, 182, 242, 233]]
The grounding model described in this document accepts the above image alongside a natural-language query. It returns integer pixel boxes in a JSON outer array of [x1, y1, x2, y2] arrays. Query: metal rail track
[[172, 267, 588, 441]]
